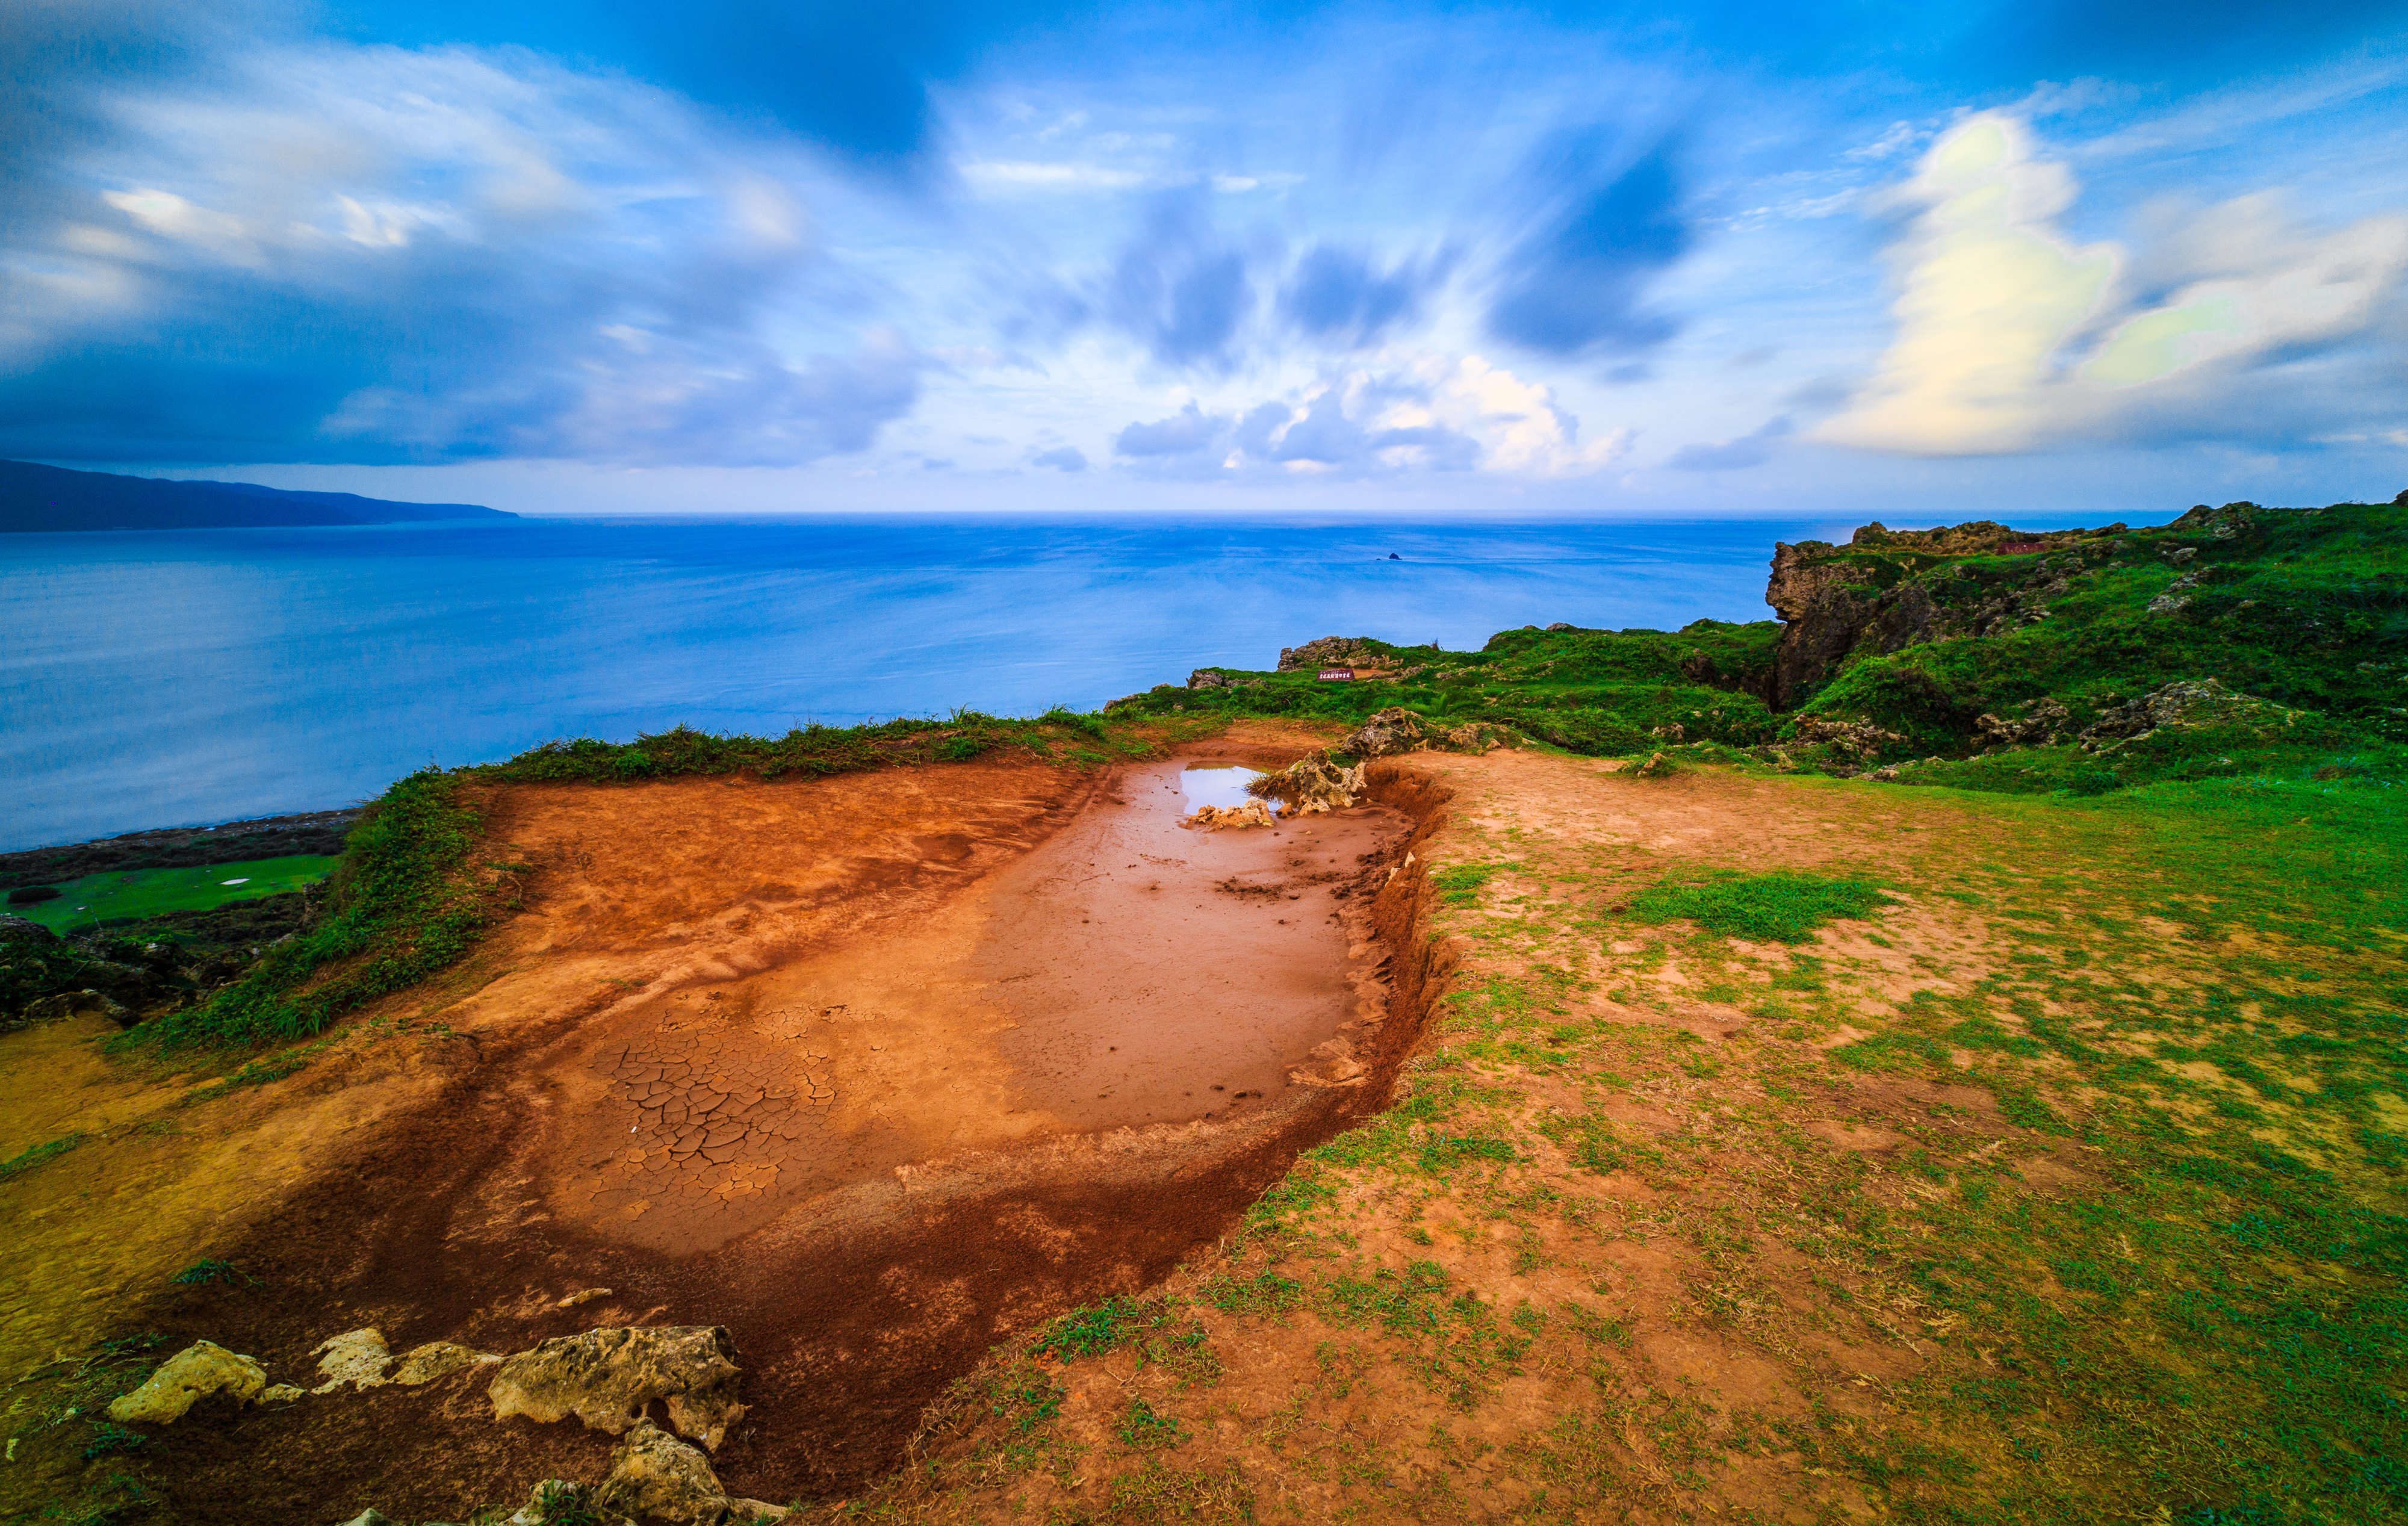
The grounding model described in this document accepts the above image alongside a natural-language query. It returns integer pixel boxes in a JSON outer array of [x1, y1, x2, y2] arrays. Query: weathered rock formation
[[1185, 800, 1276, 831], [312, 1329, 394, 1392], [595, 1418, 789, 1524], [1974, 698, 2072, 751], [1341, 707, 1509, 759], [393, 1340, 502, 1385], [1277, 636, 1386, 672], [2077, 679, 2300, 752], [1763, 520, 2118, 709], [106, 1340, 269, 1424], [1247, 753, 1366, 814], [489, 1326, 746, 1451]]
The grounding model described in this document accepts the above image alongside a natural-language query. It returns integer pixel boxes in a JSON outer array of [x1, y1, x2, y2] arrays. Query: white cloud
[[0, 43, 916, 463], [1816, 112, 2117, 454], [1819, 111, 2408, 456], [958, 159, 1150, 193], [2084, 193, 2408, 387], [101, 187, 259, 261], [1112, 352, 1629, 480]]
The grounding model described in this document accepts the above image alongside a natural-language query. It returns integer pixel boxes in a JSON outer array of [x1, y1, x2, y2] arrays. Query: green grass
[[13, 855, 338, 932], [1628, 870, 1893, 943], [1031, 1295, 1158, 1361], [0, 1131, 86, 1181], [1097, 500, 2407, 802], [135, 770, 495, 1048]]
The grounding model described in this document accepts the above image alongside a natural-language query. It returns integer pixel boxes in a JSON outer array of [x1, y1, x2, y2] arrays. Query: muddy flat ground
[[0, 724, 1434, 1522]]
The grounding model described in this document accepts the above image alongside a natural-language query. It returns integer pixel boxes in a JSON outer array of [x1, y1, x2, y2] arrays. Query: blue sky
[[3, 1, 2406, 515]]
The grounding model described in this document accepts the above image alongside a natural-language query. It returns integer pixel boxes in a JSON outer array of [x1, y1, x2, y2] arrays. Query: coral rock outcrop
[[489, 1326, 746, 1450], [595, 1419, 788, 1525], [106, 1340, 268, 1424]]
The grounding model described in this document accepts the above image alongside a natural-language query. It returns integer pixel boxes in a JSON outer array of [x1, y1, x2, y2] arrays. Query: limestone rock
[[1341, 707, 1509, 760], [392, 1340, 500, 1385], [2078, 679, 2297, 752], [594, 1419, 786, 1525], [1186, 668, 1229, 689], [1248, 752, 1365, 815], [1344, 707, 1435, 758], [1973, 698, 2071, 751], [335, 1512, 397, 1526], [1277, 636, 1384, 673], [1631, 752, 1677, 779], [1185, 800, 1274, 831], [261, 1383, 305, 1403], [312, 1328, 393, 1392], [489, 1326, 746, 1451], [107, 1339, 268, 1424], [1787, 717, 1909, 763], [1762, 522, 2107, 708]]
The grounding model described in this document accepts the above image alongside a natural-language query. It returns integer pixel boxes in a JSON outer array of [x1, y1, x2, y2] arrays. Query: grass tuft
[[1628, 870, 1891, 943]]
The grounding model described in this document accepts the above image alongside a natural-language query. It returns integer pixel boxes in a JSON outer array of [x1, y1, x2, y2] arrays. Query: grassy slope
[[842, 763, 2405, 1525], [822, 503, 2407, 1525]]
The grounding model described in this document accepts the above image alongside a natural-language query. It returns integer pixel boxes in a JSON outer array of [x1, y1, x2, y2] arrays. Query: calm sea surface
[[0, 512, 2152, 851]]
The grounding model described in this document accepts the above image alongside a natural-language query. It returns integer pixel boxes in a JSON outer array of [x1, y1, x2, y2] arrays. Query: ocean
[[0, 511, 2158, 851]]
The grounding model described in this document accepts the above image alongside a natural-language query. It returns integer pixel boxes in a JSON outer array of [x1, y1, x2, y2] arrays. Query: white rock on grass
[[488, 1326, 746, 1450], [107, 1340, 268, 1424], [311, 1329, 393, 1393]]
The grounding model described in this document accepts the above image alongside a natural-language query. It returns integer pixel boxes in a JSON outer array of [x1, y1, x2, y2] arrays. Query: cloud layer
[[1, 3, 2404, 504], [0, 44, 920, 464], [1113, 355, 1629, 480], [1819, 111, 2408, 456]]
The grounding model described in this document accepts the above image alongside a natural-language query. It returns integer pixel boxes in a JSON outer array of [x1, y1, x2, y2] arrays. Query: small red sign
[[1317, 668, 1354, 681]]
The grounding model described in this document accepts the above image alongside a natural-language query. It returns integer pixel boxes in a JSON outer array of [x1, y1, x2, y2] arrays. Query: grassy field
[[12, 855, 338, 933], [846, 755, 2406, 1525]]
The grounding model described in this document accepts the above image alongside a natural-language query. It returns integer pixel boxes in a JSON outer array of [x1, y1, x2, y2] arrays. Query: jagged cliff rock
[[1764, 520, 2119, 709], [1277, 636, 1386, 672]]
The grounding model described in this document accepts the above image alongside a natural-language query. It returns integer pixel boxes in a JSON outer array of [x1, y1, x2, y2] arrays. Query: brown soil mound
[[5, 730, 1445, 1523]]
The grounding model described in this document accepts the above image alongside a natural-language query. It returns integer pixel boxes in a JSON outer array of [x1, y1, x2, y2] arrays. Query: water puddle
[[1180, 765, 1263, 813]]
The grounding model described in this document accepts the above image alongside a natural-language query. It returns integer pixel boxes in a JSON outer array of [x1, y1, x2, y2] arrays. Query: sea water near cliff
[[0, 512, 2128, 851]]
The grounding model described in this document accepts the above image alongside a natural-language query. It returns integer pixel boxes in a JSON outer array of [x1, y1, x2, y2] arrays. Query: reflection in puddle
[[1181, 766, 1264, 813]]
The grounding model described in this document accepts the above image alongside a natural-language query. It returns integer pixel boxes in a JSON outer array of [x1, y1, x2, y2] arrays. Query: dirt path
[[1, 727, 1441, 1522]]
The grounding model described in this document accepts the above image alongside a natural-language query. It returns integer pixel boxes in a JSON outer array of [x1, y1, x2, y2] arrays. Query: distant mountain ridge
[[1, 459, 511, 532]]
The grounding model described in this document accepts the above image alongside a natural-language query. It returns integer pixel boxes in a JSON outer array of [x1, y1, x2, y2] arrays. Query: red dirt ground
[[2, 732, 1453, 1522]]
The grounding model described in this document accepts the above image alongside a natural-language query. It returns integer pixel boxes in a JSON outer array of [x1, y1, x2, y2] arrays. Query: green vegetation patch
[[1431, 863, 1500, 907], [12, 855, 337, 932], [0, 1131, 86, 1181], [1628, 870, 1891, 943], [1031, 1295, 1157, 1361], [138, 769, 497, 1048]]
